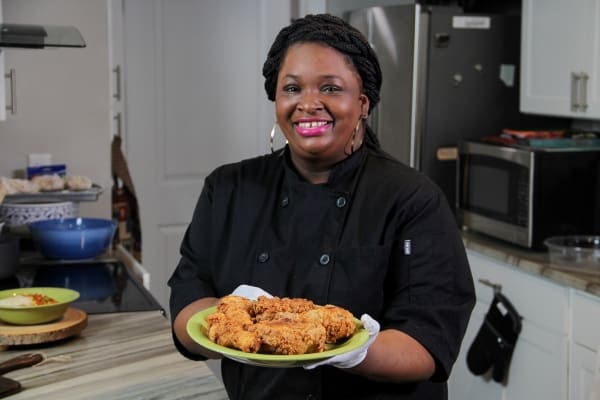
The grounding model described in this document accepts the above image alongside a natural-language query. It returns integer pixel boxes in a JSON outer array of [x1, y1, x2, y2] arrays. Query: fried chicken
[[204, 295, 357, 355], [206, 295, 260, 353], [250, 319, 327, 355], [302, 305, 357, 343], [252, 295, 317, 322], [206, 311, 261, 353]]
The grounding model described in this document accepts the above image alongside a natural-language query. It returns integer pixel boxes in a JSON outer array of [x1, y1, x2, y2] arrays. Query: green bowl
[[0, 287, 80, 325]]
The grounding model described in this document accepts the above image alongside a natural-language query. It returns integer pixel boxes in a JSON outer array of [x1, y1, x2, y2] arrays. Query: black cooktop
[[0, 258, 163, 314]]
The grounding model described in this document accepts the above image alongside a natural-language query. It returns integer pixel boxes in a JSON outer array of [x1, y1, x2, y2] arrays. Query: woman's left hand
[[303, 314, 380, 369]]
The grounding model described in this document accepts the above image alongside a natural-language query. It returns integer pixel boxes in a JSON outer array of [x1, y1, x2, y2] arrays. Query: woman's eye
[[322, 85, 341, 93], [283, 85, 299, 94]]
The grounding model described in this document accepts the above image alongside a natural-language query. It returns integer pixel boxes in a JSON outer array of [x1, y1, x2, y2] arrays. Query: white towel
[[590, 345, 600, 400]]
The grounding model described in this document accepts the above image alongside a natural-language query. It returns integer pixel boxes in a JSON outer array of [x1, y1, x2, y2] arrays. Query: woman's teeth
[[296, 121, 330, 136], [298, 121, 328, 128]]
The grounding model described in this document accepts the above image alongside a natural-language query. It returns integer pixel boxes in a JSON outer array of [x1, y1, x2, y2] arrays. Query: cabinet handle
[[579, 72, 588, 111], [571, 72, 581, 111], [114, 112, 122, 137], [4, 68, 16, 114], [113, 65, 121, 101], [478, 278, 502, 293]]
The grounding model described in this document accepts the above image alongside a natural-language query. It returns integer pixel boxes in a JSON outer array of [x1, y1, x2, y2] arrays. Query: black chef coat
[[169, 144, 475, 400]]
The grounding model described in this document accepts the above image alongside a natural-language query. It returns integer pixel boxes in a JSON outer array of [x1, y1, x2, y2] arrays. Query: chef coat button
[[258, 252, 269, 263], [319, 254, 330, 265], [336, 196, 347, 208], [281, 196, 289, 207]]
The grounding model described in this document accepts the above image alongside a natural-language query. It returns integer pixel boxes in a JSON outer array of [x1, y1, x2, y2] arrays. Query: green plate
[[187, 306, 369, 368]]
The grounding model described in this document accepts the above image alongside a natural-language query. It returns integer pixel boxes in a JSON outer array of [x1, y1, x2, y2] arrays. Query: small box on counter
[[26, 164, 66, 180]]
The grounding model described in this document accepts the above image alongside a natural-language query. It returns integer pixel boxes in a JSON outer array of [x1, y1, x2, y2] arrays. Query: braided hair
[[262, 14, 382, 147]]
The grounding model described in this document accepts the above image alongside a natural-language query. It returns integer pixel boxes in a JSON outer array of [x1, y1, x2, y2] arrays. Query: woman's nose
[[297, 91, 323, 112]]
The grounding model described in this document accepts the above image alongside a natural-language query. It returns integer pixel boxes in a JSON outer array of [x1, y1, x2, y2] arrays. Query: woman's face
[[275, 42, 369, 172]]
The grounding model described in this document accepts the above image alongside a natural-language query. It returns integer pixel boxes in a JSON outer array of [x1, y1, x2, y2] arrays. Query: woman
[[169, 14, 475, 400]]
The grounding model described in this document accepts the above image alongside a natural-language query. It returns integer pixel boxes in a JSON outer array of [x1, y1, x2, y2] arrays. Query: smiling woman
[[169, 13, 474, 400]]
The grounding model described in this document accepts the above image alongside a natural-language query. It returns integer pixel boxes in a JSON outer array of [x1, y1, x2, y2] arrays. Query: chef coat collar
[[282, 144, 368, 191]]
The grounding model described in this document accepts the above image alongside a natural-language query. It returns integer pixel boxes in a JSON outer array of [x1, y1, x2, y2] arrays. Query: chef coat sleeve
[[384, 187, 475, 382], [168, 175, 218, 347]]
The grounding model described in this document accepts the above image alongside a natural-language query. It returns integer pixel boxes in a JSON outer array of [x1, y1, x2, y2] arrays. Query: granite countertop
[[0, 311, 228, 400], [462, 231, 600, 297]]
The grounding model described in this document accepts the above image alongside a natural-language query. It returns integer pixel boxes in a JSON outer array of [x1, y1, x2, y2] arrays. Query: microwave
[[456, 141, 600, 250]]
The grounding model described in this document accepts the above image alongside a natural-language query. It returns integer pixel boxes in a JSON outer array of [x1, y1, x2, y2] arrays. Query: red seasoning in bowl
[[0, 293, 58, 307]]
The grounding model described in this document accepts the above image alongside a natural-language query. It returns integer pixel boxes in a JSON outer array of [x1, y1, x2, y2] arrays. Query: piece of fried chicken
[[250, 318, 327, 355], [251, 295, 317, 322], [301, 305, 357, 343], [206, 295, 260, 353]]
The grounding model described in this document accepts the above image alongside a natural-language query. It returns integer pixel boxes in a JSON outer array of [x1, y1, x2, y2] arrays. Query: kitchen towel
[[111, 135, 142, 262], [590, 345, 600, 400]]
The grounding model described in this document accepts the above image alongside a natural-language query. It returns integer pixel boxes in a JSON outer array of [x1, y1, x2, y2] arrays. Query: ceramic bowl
[[0, 200, 79, 233], [29, 217, 116, 260], [0, 287, 80, 325], [544, 236, 600, 273]]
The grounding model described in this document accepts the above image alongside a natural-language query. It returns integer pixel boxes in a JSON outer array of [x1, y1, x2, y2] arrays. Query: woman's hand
[[173, 297, 222, 359]]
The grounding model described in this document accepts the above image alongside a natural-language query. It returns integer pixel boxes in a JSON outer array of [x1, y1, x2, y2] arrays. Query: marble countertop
[[0, 311, 228, 400], [462, 231, 600, 297]]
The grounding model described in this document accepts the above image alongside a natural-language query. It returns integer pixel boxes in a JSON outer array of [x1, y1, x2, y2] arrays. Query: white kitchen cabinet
[[448, 250, 569, 400], [520, 0, 600, 118], [570, 290, 600, 400]]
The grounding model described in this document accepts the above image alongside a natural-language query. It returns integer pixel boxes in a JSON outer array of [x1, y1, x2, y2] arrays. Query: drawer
[[572, 290, 600, 349], [468, 250, 569, 334]]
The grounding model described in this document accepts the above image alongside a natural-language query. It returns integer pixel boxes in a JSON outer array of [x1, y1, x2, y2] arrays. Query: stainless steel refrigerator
[[346, 4, 565, 207]]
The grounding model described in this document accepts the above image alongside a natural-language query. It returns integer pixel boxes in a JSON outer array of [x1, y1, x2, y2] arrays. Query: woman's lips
[[294, 120, 331, 137]]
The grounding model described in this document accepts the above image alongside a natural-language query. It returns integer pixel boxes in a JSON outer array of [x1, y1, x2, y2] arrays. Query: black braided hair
[[262, 14, 382, 147]]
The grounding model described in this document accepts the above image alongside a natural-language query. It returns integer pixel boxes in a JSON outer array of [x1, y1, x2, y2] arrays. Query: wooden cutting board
[[0, 308, 87, 347]]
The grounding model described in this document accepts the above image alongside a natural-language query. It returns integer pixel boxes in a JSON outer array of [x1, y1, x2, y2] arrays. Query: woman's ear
[[360, 94, 370, 118]]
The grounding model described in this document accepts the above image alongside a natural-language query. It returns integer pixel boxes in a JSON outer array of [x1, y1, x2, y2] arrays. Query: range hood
[[0, 23, 86, 48]]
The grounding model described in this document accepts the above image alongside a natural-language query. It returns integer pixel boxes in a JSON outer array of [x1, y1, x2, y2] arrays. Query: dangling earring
[[270, 123, 277, 153], [350, 118, 363, 154], [270, 123, 288, 153]]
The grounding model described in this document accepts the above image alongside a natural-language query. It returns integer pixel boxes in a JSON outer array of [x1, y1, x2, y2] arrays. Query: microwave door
[[458, 143, 534, 247]]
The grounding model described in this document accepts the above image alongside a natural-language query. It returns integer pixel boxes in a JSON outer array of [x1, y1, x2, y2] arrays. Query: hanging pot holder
[[466, 291, 522, 383]]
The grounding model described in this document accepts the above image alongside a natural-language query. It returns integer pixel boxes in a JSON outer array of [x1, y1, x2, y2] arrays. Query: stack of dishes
[[0, 200, 79, 234]]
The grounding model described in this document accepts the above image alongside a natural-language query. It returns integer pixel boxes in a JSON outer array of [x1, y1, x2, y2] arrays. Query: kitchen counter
[[462, 230, 600, 297], [0, 311, 228, 400]]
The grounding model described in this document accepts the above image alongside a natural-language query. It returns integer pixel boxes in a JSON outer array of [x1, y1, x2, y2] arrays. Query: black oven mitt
[[466, 291, 522, 383]]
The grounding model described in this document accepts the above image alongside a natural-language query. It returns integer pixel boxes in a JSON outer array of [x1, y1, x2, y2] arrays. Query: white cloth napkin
[[231, 284, 273, 301]]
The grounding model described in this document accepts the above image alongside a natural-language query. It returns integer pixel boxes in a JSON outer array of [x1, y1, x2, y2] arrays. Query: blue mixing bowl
[[29, 218, 117, 260]]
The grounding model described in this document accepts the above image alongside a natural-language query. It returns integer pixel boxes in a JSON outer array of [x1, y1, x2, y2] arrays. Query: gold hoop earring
[[270, 123, 277, 153], [351, 118, 363, 154]]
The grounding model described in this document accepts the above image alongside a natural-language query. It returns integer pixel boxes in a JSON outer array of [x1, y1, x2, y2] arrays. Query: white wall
[[0, 0, 112, 218]]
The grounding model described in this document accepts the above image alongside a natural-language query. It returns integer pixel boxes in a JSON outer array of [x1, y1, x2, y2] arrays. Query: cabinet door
[[520, 0, 600, 118], [449, 251, 569, 399], [570, 290, 600, 400]]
